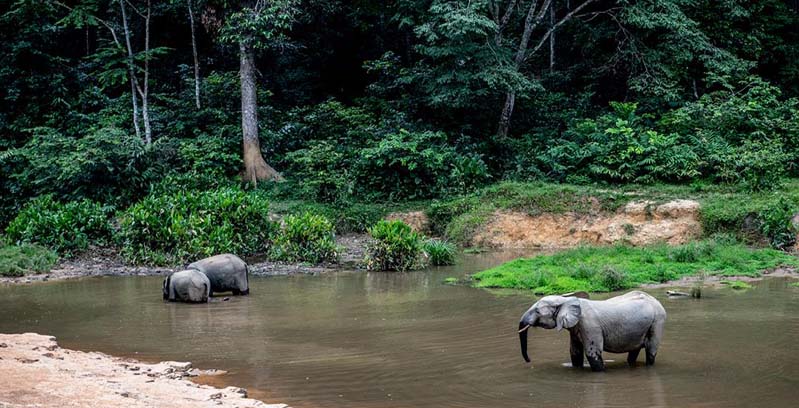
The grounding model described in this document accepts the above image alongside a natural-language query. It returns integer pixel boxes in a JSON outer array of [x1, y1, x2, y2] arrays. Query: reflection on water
[[1, 251, 799, 408]]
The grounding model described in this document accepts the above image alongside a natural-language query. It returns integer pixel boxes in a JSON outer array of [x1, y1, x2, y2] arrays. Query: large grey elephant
[[187, 254, 249, 296], [163, 269, 210, 303], [518, 290, 666, 371]]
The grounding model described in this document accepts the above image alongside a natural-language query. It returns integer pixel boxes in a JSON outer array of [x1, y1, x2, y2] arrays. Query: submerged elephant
[[187, 254, 249, 296], [163, 269, 210, 303], [518, 290, 666, 371]]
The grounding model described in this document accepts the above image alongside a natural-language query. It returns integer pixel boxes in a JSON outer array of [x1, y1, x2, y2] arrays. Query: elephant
[[187, 254, 249, 296], [517, 290, 666, 372], [163, 269, 210, 303]]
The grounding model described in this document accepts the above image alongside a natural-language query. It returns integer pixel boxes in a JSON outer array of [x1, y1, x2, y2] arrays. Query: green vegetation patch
[[271, 212, 338, 264], [365, 220, 426, 271], [0, 242, 58, 277], [721, 280, 753, 290], [116, 188, 277, 265], [472, 241, 799, 294], [6, 195, 112, 254], [423, 239, 456, 266]]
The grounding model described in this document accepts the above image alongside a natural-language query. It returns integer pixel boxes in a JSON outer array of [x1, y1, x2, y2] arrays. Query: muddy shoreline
[[0, 234, 370, 285], [0, 333, 286, 408]]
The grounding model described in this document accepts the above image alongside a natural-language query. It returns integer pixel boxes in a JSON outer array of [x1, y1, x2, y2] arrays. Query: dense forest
[[2, 1, 799, 266]]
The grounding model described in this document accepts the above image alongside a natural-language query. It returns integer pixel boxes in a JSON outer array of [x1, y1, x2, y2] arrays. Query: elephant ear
[[555, 297, 582, 331]]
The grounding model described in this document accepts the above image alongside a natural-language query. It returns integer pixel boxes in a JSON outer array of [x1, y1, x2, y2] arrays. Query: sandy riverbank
[[0, 333, 286, 408]]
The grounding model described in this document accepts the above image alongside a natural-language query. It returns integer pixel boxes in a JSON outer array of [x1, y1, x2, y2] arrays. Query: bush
[[365, 220, 426, 271], [116, 188, 277, 265], [663, 77, 799, 189], [271, 212, 338, 264], [0, 242, 59, 277], [423, 239, 456, 266], [758, 197, 798, 250], [542, 102, 701, 183], [356, 129, 490, 200], [5, 195, 112, 253]]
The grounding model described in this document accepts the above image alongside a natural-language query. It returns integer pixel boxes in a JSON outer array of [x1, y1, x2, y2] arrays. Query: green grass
[[423, 239, 456, 266], [789, 282, 799, 288], [0, 242, 59, 277], [471, 240, 799, 294], [721, 280, 753, 290]]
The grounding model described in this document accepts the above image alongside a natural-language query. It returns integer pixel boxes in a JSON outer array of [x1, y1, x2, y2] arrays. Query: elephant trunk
[[518, 310, 536, 363], [519, 321, 531, 363]]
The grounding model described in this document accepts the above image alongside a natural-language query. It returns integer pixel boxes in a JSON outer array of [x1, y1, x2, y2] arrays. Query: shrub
[[0, 242, 59, 277], [365, 220, 426, 271], [356, 129, 490, 200], [542, 102, 701, 183], [5, 195, 112, 253], [271, 212, 338, 264], [423, 239, 456, 266], [758, 197, 798, 250], [116, 188, 277, 264]]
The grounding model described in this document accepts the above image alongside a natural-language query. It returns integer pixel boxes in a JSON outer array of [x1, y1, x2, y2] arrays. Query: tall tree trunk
[[141, 0, 153, 144], [549, 5, 555, 70], [497, 92, 515, 139], [188, 0, 201, 109], [239, 41, 282, 184], [496, 0, 552, 138], [118, 0, 142, 140]]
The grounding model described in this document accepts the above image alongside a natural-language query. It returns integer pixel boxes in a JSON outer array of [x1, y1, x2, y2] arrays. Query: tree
[[221, 0, 298, 184], [187, 0, 201, 109]]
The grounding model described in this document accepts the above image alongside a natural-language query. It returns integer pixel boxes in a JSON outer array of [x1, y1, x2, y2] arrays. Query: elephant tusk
[[518, 324, 531, 333]]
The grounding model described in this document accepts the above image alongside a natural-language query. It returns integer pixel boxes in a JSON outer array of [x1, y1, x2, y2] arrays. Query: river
[[1, 251, 798, 407]]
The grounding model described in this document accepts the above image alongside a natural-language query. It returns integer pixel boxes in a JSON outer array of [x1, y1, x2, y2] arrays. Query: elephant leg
[[627, 348, 641, 367], [569, 331, 585, 368], [584, 332, 605, 372], [644, 321, 664, 366], [587, 352, 605, 372]]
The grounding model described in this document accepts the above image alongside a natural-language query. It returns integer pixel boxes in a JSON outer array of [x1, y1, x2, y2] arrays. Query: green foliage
[[542, 102, 701, 183], [423, 239, 456, 266], [0, 242, 58, 277], [0, 127, 174, 216], [721, 280, 753, 290], [220, 0, 299, 49], [357, 129, 489, 200], [365, 220, 426, 271], [116, 188, 277, 265], [5, 195, 112, 254], [271, 212, 338, 264], [758, 197, 798, 250], [662, 78, 798, 190], [472, 241, 799, 294], [270, 200, 391, 234]]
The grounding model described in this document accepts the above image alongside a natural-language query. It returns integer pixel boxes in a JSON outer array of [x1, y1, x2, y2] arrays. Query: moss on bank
[[471, 240, 799, 294]]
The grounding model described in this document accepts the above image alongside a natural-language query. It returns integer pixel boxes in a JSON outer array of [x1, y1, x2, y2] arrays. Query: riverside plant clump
[[365, 220, 426, 272], [270, 212, 339, 264], [472, 240, 799, 294]]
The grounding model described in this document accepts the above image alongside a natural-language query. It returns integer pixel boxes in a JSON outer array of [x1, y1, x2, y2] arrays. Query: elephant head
[[518, 295, 582, 362]]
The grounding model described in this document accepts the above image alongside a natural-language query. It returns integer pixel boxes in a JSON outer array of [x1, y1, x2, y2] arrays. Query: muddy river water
[[2, 251, 798, 408]]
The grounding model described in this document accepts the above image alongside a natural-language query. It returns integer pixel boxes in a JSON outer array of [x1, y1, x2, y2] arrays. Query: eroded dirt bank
[[472, 199, 703, 248], [0, 333, 286, 408]]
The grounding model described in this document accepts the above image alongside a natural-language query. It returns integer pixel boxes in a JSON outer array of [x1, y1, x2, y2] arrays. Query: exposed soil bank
[[471, 199, 702, 248], [0, 234, 370, 286], [0, 333, 286, 408]]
